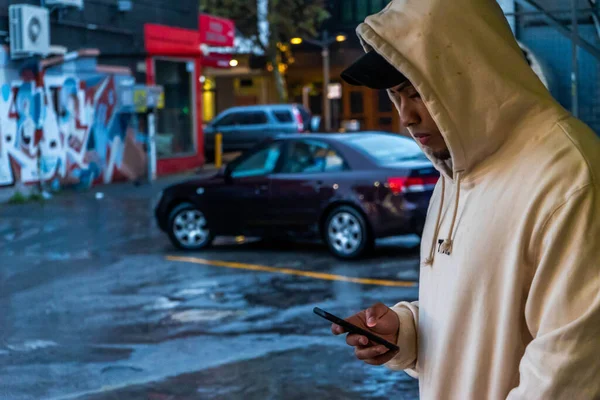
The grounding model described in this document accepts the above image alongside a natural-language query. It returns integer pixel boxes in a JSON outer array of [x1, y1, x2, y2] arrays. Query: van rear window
[[273, 111, 294, 123]]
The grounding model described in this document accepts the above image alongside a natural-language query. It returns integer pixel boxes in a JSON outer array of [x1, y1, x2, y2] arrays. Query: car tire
[[324, 205, 373, 260], [167, 203, 214, 251]]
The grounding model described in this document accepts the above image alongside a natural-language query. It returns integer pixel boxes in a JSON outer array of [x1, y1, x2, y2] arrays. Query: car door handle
[[314, 180, 324, 192]]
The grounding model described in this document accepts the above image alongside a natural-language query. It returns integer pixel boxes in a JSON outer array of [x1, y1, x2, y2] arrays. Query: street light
[[291, 30, 344, 132]]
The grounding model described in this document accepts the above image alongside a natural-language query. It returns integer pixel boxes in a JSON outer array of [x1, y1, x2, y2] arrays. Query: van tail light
[[292, 107, 305, 132], [387, 176, 439, 194]]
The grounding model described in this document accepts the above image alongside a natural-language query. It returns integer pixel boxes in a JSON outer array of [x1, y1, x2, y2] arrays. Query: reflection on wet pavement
[[85, 346, 419, 400], [0, 179, 420, 400]]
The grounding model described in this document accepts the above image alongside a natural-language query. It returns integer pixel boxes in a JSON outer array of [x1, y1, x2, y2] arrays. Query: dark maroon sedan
[[155, 132, 439, 259]]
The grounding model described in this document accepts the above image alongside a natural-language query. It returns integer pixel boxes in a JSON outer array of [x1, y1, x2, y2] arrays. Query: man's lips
[[414, 133, 431, 146]]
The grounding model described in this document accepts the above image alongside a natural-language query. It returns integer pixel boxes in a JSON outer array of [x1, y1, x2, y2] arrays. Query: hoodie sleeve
[[507, 184, 600, 399], [384, 301, 419, 377]]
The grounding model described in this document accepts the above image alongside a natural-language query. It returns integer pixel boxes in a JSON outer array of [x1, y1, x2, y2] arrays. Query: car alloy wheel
[[168, 203, 214, 250], [173, 210, 209, 246], [324, 205, 372, 259], [329, 212, 363, 255]]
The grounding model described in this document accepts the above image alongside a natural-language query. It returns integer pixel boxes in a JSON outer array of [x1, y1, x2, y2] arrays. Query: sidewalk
[[0, 164, 219, 204]]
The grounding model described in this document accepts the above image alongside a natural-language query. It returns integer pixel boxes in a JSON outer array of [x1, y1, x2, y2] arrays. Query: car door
[[236, 111, 273, 150], [211, 141, 284, 235], [269, 139, 349, 235], [209, 112, 245, 153]]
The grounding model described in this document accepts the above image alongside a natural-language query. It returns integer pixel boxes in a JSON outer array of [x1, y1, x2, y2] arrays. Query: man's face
[[389, 82, 450, 160]]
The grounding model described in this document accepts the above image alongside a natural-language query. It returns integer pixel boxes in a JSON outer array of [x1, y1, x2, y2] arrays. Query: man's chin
[[432, 149, 451, 160]]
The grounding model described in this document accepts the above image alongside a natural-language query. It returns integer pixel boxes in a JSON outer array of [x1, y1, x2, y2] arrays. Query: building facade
[[0, 0, 233, 196], [286, 0, 600, 135]]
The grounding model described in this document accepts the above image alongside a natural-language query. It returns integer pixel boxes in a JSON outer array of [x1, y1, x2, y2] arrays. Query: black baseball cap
[[341, 50, 407, 90]]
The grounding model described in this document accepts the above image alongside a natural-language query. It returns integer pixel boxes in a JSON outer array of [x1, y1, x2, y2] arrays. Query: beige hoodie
[[355, 1, 600, 399]]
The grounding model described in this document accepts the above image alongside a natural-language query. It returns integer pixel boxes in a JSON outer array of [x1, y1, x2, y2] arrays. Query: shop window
[[310, 95, 323, 115], [378, 90, 393, 112], [154, 59, 195, 158], [350, 91, 364, 114], [378, 117, 393, 129]]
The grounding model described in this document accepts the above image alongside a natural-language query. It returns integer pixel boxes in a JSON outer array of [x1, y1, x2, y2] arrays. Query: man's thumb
[[366, 303, 388, 327]]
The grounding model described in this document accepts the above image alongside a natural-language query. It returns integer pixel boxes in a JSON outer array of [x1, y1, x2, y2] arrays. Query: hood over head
[[355, 0, 565, 179]]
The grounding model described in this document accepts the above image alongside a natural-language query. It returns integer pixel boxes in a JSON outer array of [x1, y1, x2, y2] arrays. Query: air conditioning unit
[[9, 5, 50, 59], [44, 0, 84, 9]]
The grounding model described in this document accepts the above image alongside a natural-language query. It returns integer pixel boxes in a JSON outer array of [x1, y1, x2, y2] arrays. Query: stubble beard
[[433, 149, 451, 160]]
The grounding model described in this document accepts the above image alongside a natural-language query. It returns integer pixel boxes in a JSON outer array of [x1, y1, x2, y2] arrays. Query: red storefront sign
[[199, 14, 235, 47], [144, 24, 201, 56], [142, 16, 235, 176], [202, 53, 233, 68]]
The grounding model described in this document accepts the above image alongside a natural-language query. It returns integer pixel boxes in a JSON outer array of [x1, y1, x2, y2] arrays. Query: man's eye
[[409, 92, 421, 99]]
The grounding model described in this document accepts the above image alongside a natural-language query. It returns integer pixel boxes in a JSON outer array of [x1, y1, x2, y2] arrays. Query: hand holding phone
[[313, 307, 399, 351], [314, 306, 400, 353]]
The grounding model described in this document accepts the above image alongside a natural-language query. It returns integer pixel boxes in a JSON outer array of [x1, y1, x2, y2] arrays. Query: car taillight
[[292, 107, 304, 132], [387, 176, 439, 194]]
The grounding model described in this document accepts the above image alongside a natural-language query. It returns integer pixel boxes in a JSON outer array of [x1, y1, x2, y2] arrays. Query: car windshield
[[345, 134, 429, 164]]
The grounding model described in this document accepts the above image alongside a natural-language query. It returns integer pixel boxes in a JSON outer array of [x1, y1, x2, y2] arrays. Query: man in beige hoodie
[[330, 0, 600, 399]]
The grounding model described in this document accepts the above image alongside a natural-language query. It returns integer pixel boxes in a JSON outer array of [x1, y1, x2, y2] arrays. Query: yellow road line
[[166, 256, 417, 287]]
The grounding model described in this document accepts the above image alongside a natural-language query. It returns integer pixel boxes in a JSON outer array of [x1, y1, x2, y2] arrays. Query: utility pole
[[292, 30, 345, 132], [321, 30, 331, 132]]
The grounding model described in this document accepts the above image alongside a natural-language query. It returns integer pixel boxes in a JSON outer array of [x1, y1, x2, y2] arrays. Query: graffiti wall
[[0, 47, 147, 191]]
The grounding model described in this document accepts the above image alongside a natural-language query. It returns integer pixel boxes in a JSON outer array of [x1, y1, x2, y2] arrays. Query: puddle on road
[[45, 250, 92, 261], [145, 297, 181, 311], [172, 288, 209, 299], [170, 309, 244, 323], [6, 340, 58, 352]]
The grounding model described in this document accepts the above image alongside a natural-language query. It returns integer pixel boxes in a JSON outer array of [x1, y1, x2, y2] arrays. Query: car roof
[[222, 104, 304, 112]]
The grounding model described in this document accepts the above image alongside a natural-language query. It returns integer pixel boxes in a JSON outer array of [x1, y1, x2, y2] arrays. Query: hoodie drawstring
[[423, 172, 462, 266], [423, 176, 445, 266]]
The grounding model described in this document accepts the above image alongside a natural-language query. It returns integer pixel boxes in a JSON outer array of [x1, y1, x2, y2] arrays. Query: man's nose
[[399, 103, 420, 128]]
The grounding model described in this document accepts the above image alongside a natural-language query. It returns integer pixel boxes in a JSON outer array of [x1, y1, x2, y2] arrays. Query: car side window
[[239, 112, 268, 125], [230, 142, 282, 178], [273, 110, 293, 123], [216, 112, 242, 126], [281, 140, 347, 174]]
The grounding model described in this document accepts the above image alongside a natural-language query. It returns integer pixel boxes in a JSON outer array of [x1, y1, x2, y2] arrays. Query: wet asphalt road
[[0, 173, 421, 400]]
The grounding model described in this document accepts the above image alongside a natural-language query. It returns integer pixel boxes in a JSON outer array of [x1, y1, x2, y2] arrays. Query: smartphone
[[313, 307, 399, 352]]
